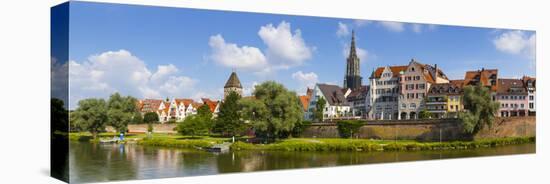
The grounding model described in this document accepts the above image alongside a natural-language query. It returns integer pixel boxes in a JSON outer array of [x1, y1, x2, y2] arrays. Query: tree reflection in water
[[69, 142, 535, 183]]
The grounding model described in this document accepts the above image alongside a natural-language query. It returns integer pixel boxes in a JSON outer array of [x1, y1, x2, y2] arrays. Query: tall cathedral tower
[[343, 30, 362, 90]]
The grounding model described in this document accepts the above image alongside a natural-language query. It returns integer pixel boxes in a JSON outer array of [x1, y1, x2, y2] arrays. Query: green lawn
[[68, 132, 535, 152], [231, 137, 536, 152]]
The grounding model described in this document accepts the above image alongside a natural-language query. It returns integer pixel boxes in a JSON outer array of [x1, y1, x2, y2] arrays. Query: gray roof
[[317, 84, 348, 106], [346, 85, 369, 100], [224, 72, 242, 88]]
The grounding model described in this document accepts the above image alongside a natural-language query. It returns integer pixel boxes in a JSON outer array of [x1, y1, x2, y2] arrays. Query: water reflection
[[69, 142, 535, 183]]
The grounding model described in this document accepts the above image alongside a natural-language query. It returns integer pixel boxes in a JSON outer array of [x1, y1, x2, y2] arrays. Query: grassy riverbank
[[230, 137, 535, 152], [69, 132, 230, 146], [69, 132, 534, 152], [137, 136, 228, 149]]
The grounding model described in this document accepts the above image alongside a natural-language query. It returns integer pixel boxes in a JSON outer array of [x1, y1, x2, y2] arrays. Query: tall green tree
[[177, 115, 208, 137], [143, 112, 159, 123], [197, 104, 214, 132], [107, 93, 138, 134], [313, 97, 326, 121], [214, 91, 244, 136], [178, 104, 216, 137], [336, 120, 363, 138], [459, 84, 500, 135], [131, 111, 143, 124], [240, 81, 304, 139], [71, 98, 108, 139]]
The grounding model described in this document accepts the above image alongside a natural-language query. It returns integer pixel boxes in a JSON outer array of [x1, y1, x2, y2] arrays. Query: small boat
[[99, 136, 120, 144], [205, 142, 231, 153]]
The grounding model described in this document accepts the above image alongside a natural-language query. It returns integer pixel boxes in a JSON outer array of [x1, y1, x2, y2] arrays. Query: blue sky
[[62, 1, 536, 109]]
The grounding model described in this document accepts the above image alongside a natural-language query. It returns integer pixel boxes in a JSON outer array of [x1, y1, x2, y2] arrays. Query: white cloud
[[528, 34, 536, 59], [493, 30, 536, 59], [336, 22, 350, 37], [258, 21, 313, 69], [69, 49, 206, 109], [410, 24, 438, 33], [243, 81, 259, 97], [379, 21, 405, 32], [51, 57, 68, 102], [151, 64, 178, 83], [158, 76, 197, 97], [208, 21, 314, 74], [292, 71, 319, 90], [208, 34, 268, 71]]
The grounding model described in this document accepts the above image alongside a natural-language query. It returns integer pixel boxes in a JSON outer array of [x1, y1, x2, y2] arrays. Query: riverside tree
[[107, 93, 138, 134], [143, 112, 159, 123], [240, 81, 304, 139], [178, 104, 214, 137], [313, 97, 326, 122], [214, 91, 244, 136], [419, 109, 433, 119], [459, 84, 500, 135], [70, 98, 108, 139], [131, 111, 143, 124]]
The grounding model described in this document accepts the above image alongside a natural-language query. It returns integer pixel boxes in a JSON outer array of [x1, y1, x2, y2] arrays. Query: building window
[[419, 84, 425, 89], [529, 103, 534, 109], [402, 103, 407, 109]]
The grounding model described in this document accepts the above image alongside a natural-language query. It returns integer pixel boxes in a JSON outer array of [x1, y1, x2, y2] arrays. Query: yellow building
[[425, 80, 464, 118]]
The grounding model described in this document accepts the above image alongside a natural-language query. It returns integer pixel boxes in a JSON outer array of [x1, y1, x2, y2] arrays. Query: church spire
[[349, 29, 357, 58], [344, 29, 362, 90]]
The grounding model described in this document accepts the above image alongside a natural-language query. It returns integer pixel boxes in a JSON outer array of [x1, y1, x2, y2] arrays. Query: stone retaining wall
[[106, 124, 178, 134], [301, 117, 535, 141]]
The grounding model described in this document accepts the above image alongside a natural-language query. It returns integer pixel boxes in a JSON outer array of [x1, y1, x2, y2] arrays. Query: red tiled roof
[[201, 98, 220, 112], [450, 79, 464, 86], [428, 82, 463, 95], [192, 102, 203, 109], [424, 72, 435, 83], [298, 95, 310, 111], [174, 98, 194, 108], [372, 65, 408, 78], [140, 99, 163, 112], [463, 69, 498, 91], [497, 78, 528, 95]]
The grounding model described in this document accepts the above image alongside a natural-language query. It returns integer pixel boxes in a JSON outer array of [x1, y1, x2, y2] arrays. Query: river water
[[68, 142, 535, 183]]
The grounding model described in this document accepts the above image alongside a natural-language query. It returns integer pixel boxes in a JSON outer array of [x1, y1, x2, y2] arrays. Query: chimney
[[434, 64, 438, 77]]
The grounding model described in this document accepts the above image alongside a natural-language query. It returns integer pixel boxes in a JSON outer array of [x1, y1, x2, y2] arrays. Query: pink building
[[496, 79, 528, 117]]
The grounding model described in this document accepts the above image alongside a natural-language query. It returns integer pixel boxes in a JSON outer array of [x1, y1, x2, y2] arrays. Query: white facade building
[[306, 84, 351, 121]]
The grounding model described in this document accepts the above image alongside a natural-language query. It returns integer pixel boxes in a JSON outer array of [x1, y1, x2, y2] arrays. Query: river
[[68, 142, 535, 183]]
